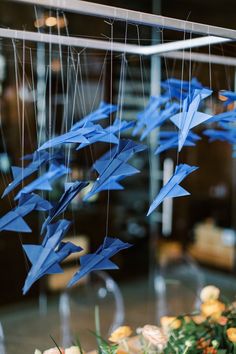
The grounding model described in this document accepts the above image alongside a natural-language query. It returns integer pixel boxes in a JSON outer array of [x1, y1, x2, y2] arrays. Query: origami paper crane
[[39, 121, 123, 152], [155, 131, 201, 154], [219, 90, 236, 106], [133, 95, 169, 136], [147, 164, 198, 216], [15, 163, 70, 200], [2, 151, 64, 198], [75, 122, 119, 150], [207, 109, 236, 125], [95, 139, 146, 163], [170, 88, 213, 151], [42, 181, 89, 232], [37, 125, 96, 151], [67, 236, 132, 287], [76, 119, 135, 151], [70, 101, 117, 131], [161, 77, 204, 100], [22, 219, 82, 294], [140, 102, 180, 141], [84, 139, 146, 201], [0, 193, 52, 233], [203, 129, 236, 143]]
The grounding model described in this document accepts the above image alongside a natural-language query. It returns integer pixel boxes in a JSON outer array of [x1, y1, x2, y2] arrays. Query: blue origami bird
[[155, 131, 201, 154], [83, 140, 146, 201], [219, 90, 236, 106], [76, 119, 135, 151], [97, 139, 147, 163], [140, 102, 180, 141], [161, 77, 204, 100], [75, 123, 119, 150], [37, 125, 96, 151], [147, 164, 198, 216], [70, 101, 117, 131], [133, 95, 169, 137], [67, 236, 132, 287], [203, 129, 236, 143], [41, 181, 89, 233], [0, 193, 52, 233], [23, 219, 82, 294], [15, 163, 70, 200], [207, 109, 236, 125], [2, 151, 64, 198], [170, 88, 213, 151]]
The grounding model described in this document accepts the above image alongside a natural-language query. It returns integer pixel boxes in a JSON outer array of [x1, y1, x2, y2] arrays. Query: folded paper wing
[[67, 237, 132, 287], [147, 164, 198, 216]]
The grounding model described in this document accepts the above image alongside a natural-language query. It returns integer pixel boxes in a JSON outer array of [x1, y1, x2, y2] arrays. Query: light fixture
[[45, 16, 57, 27]]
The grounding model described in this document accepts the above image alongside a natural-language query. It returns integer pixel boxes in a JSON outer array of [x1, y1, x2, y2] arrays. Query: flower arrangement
[[35, 286, 236, 354]]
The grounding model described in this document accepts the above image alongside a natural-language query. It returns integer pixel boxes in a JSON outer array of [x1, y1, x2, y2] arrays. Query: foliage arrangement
[[35, 286, 236, 354]]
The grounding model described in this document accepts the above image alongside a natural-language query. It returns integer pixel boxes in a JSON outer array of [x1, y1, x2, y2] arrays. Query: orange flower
[[201, 300, 225, 317], [197, 338, 210, 349], [109, 326, 132, 343], [217, 316, 228, 326], [184, 316, 191, 323], [160, 316, 181, 332], [203, 347, 217, 354], [227, 328, 236, 343], [192, 315, 206, 324]]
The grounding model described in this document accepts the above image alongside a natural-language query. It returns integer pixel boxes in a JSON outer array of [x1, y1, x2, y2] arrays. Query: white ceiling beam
[[12, 0, 236, 40], [0, 28, 231, 57], [162, 51, 236, 67]]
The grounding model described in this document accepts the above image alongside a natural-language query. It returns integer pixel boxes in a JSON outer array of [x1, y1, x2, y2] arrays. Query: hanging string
[[116, 21, 128, 142], [12, 40, 21, 147], [105, 18, 114, 239], [29, 48, 38, 143], [136, 25, 146, 110]]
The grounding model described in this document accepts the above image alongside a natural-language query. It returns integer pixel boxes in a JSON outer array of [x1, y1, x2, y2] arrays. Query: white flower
[[141, 325, 167, 351], [34, 350, 42, 354], [200, 285, 220, 302], [65, 346, 81, 354]]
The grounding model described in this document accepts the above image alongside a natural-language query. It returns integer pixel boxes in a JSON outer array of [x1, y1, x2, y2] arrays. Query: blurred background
[[1, 0, 236, 352]]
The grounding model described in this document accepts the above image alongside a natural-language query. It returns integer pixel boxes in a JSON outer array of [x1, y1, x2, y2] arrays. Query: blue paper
[[207, 109, 236, 125], [38, 125, 96, 151], [203, 129, 236, 143], [0, 193, 52, 233], [2, 151, 64, 198], [76, 119, 135, 151], [42, 181, 89, 232], [23, 219, 82, 294], [155, 131, 201, 154], [170, 88, 212, 151], [75, 123, 119, 150], [15, 163, 70, 200], [162, 77, 204, 100], [70, 101, 117, 131], [147, 164, 198, 216], [67, 236, 131, 287], [83, 140, 146, 201], [140, 102, 180, 141], [133, 96, 169, 136]]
